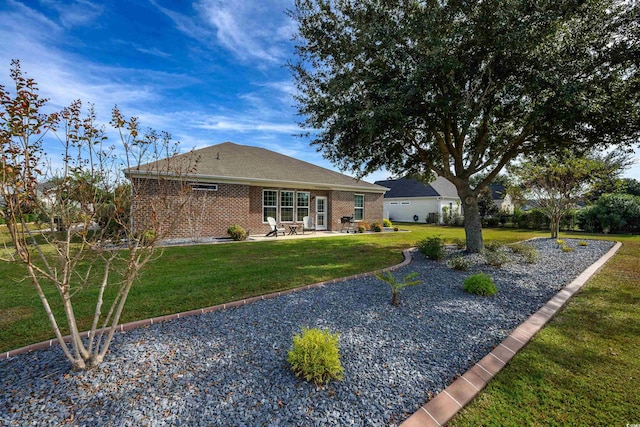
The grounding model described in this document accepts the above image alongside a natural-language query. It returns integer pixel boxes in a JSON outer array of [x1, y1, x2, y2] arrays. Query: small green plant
[[463, 273, 498, 296], [484, 240, 505, 251], [356, 225, 366, 233], [556, 239, 565, 247], [447, 255, 472, 271], [383, 218, 393, 228], [226, 224, 247, 241], [417, 236, 445, 260], [578, 240, 589, 247], [561, 244, 574, 252], [393, 227, 399, 232], [452, 238, 466, 250], [287, 328, 344, 386], [484, 249, 510, 267], [375, 271, 421, 306], [510, 243, 539, 264]]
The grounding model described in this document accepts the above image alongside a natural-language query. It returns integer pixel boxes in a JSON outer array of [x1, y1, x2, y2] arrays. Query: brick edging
[[1, 248, 415, 361], [400, 241, 623, 427]]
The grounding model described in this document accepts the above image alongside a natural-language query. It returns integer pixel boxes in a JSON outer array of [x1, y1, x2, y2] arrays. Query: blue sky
[[1, 0, 638, 182]]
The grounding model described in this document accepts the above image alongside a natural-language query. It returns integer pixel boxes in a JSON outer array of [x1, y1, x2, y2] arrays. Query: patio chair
[[302, 216, 316, 234], [266, 216, 285, 237]]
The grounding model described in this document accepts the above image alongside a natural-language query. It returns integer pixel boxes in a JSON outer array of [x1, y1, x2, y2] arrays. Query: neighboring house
[[488, 183, 514, 214], [374, 176, 461, 224], [125, 142, 387, 239]]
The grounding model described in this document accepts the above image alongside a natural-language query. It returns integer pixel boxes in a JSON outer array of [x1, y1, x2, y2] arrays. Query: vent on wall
[[191, 183, 218, 191]]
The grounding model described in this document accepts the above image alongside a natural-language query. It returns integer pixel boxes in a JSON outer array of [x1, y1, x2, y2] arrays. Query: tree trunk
[[551, 214, 561, 238], [391, 290, 400, 306], [460, 189, 484, 253]]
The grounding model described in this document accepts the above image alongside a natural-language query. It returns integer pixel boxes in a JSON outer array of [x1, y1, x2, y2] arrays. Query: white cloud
[[155, 0, 296, 64]]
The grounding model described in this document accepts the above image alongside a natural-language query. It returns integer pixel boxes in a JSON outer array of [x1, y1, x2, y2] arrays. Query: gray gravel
[[0, 238, 615, 426]]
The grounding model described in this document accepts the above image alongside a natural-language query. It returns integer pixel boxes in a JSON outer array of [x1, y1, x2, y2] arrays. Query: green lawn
[[1, 224, 638, 425], [0, 224, 542, 353]]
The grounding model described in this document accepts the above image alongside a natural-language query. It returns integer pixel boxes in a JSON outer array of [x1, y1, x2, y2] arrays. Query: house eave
[[125, 170, 388, 193]]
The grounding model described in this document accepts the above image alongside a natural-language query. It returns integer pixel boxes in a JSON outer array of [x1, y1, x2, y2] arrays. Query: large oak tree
[[289, 0, 640, 251]]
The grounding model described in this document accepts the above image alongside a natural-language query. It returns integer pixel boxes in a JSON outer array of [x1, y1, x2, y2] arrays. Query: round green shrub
[[227, 224, 247, 241], [417, 236, 445, 260], [287, 327, 344, 386], [463, 273, 498, 296], [383, 218, 393, 228]]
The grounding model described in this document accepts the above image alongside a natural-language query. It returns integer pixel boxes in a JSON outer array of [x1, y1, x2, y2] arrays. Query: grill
[[340, 216, 354, 233]]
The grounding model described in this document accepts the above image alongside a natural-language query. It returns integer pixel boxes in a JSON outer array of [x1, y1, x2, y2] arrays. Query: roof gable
[[127, 142, 386, 192], [375, 176, 459, 199]]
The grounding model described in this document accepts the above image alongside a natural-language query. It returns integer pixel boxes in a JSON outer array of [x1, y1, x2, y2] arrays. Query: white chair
[[302, 216, 316, 234], [266, 217, 285, 237]]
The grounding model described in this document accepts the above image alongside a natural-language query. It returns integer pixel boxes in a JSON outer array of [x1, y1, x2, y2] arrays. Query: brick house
[[125, 142, 388, 240]]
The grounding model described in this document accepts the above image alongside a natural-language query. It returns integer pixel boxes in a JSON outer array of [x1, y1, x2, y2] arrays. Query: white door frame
[[315, 196, 327, 230]]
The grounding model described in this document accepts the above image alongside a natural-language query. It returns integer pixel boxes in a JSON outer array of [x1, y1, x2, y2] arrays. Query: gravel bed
[[0, 238, 615, 426]]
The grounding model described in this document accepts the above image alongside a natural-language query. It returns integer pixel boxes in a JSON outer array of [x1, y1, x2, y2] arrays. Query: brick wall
[[130, 177, 385, 239]]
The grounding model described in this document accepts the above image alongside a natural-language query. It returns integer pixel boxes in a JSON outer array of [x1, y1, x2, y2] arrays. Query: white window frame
[[296, 191, 310, 222], [354, 194, 364, 221], [280, 190, 295, 223], [263, 189, 278, 223], [191, 183, 218, 191]]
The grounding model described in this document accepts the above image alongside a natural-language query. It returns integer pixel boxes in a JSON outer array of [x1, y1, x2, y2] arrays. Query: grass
[[0, 224, 541, 353], [1, 223, 639, 425], [449, 233, 640, 426]]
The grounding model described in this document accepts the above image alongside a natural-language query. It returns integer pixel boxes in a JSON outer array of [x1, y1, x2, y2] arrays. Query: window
[[280, 191, 294, 222], [263, 190, 278, 222], [390, 201, 399, 205], [191, 183, 218, 191], [354, 194, 364, 221], [296, 192, 310, 221], [401, 201, 411, 205]]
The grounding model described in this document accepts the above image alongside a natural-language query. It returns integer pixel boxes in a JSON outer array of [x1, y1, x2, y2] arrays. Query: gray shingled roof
[[127, 142, 386, 192], [374, 176, 459, 199]]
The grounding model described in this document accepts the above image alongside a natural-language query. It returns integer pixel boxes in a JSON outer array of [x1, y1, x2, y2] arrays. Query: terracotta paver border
[[1, 249, 415, 361], [400, 240, 622, 427]]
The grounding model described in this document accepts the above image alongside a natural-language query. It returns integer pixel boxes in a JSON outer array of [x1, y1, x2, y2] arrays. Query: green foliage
[[375, 271, 421, 306], [561, 245, 574, 252], [578, 240, 589, 247], [417, 236, 445, 260], [383, 219, 393, 228], [463, 273, 498, 296], [290, 0, 640, 253], [447, 256, 472, 271], [509, 243, 539, 264], [287, 327, 344, 386], [226, 224, 247, 241], [483, 241, 510, 267], [356, 225, 366, 233], [576, 193, 640, 234]]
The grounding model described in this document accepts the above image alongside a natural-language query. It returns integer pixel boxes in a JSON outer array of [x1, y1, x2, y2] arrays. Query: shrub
[[393, 227, 399, 232], [417, 236, 445, 260], [287, 328, 344, 386], [578, 240, 589, 247], [484, 249, 510, 267], [484, 240, 504, 251], [375, 271, 420, 306], [556, 239, 565, 246], [509, 243, 539, 264], [227, 224, 247, 241], [463, 273, 498, 296], [356, 225, 366, 233], [383, 218, 393, 228], [447, 255, 472, 271], [370, 222, 383, 232], [561, 244, 574, 252]]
